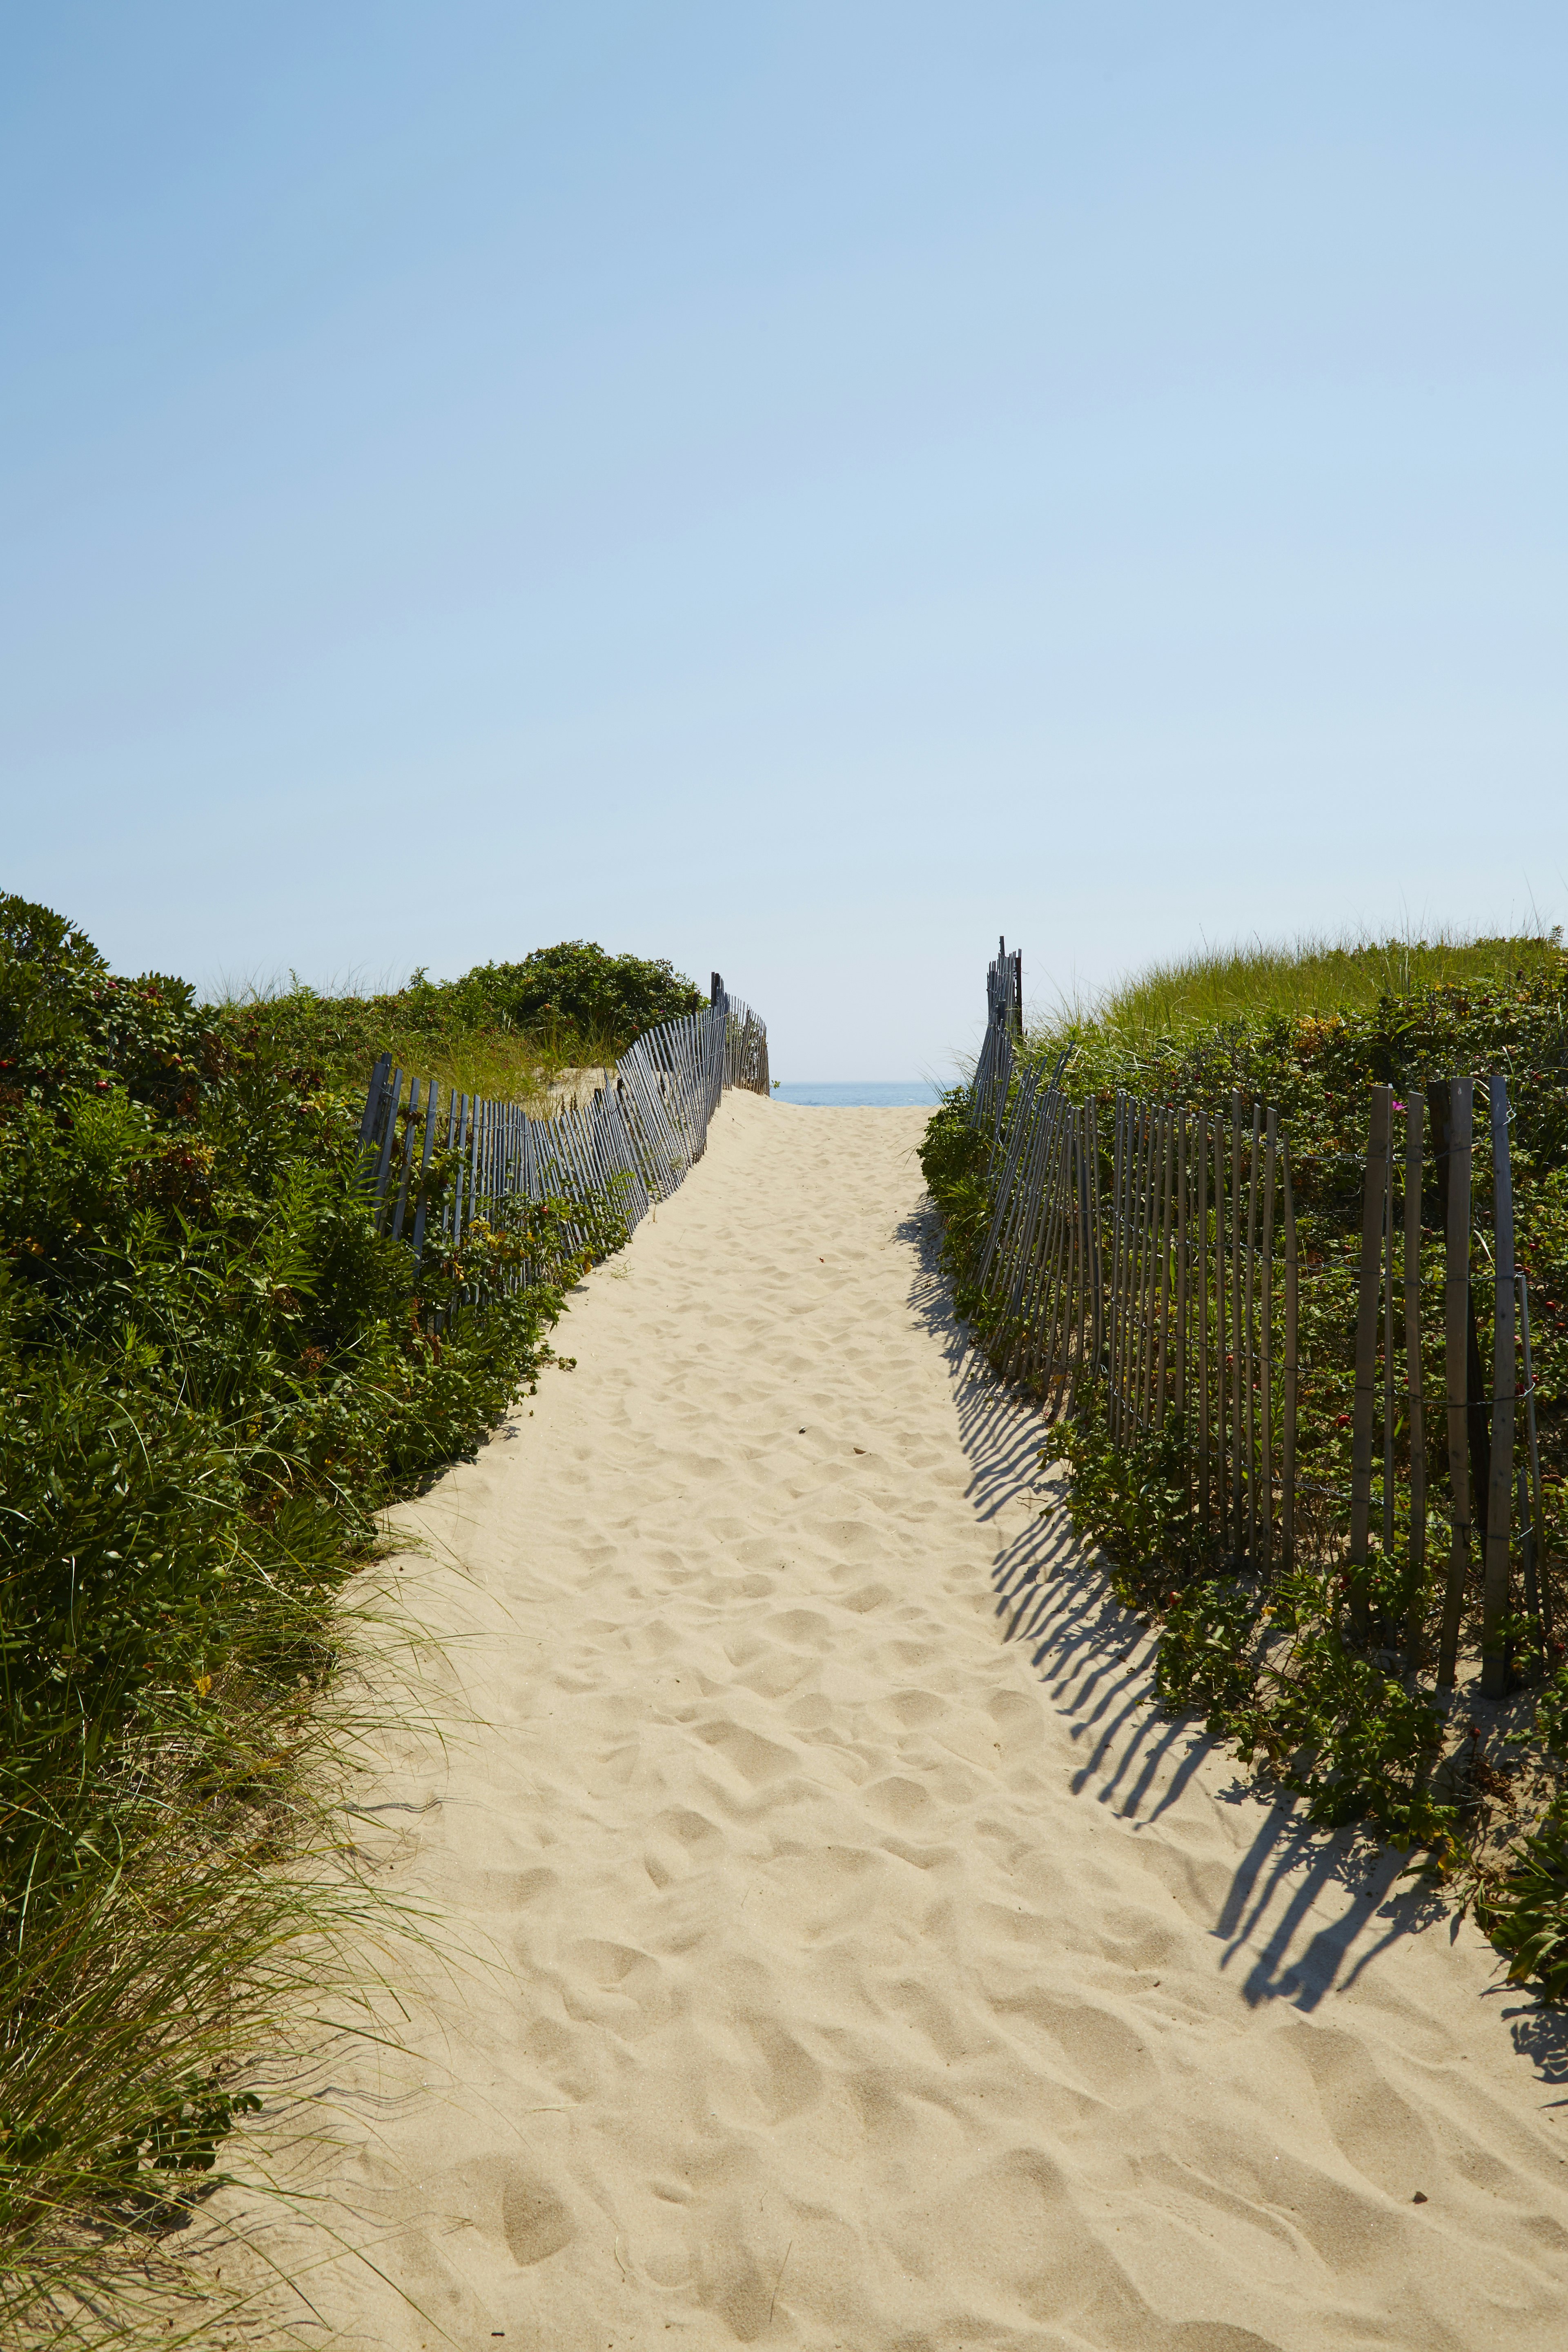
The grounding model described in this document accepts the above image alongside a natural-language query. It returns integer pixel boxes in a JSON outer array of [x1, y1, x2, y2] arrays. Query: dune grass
[[0, 1608, 421, 2348], [212, 939, 704, 1112], [1036, 929, 1566, 1058], [214, 984, 619, 1110]]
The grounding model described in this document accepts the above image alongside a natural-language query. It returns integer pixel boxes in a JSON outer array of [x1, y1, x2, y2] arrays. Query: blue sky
[[3, 4, 1565, 1080]]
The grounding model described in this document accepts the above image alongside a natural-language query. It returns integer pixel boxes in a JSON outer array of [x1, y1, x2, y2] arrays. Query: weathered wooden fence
[[357, 977, 769, 1291], [962, 942, 1552, 1698]]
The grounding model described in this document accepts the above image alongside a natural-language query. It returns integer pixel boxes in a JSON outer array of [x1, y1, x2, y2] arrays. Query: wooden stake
[[1281, 1138, 1298, 1577], [1383, 1145, 1396, 1564], [1520, 1270, 1551, 1641], [1108, 1098, 1127, 1439], [1481, 1076, 1516, 1700], [1245, 1103, 1261, 1566], [1155, 1110, 1174, 1421], [1231, 1096, 1244, 1557], [1087, 1099, 1105, 1386], [1438, 1079, 1474, 1690], [1140, 1107, 1159, 1431], [1196, 1112, 1210, 1535], [1404, 1091, 1427, 1666], [1262, 1108, 1277, 1578], [1175, 1108, 1189, 1420], [1214, 1112, 1228, 1554], [1348, 1085, 1392, 1644]]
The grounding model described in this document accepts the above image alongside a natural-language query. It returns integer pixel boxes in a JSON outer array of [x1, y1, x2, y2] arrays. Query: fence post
[[390, 1075, 423, 1240], [1197, 1111, 1211, 1536], [1403, 1091, 1426, 1665], [372, 1067, 405, 1221], [1087, 1099, 1105, 1390], [1482, 1076, 1516, 1699], [1348, 1085, 1392, 1643], [1438, 1078, 1474, 1688], [1175, 1109, 1189, 1421], [1520, 1271, 1551, 1642], [1244, 1103, 1261, 1567], [1261, 1108, 1277, 1577], [1281, 1138, 1297, 1577], [1229, 1097, 1245, 1557], [1213, 1113, 1228, 1557], [358, 1053, 392, 1152]]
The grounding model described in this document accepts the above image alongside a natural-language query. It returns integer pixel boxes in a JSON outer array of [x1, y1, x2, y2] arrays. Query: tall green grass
[[1037, 929, 1564, 1058], [214, 938, 704, 1107]]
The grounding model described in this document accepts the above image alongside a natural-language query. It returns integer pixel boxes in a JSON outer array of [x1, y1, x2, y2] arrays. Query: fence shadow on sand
[[898, 1197, 1566, 2086]]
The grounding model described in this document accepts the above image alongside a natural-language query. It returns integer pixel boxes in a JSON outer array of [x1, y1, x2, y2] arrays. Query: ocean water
[[774, 1081, 942, 1108]]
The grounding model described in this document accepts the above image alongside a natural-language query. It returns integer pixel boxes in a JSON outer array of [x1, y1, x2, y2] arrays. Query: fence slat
[[1004, 1089, 1062, 1382], [1214, 1113, 1228, 1555], [1155, 1111, 1174, 1421], [1196, 1112, 1211, 1534], [1439, 1078, 1475, 1690], [1383, 1131, 1396, 1562], [1482, 1076, 1517, 1699], [1107, 1100, 1126, 1439], [1230, 1097, 1244, 1555], [358, 1054, 393, 1152], [1065, 1109, 1089, 1411], [372, 1068, 405, 1215], [1281, 1137, 1297, 1577], [1244, 1103, 1261, 1566], [1175, 1109, 1189, 1422], [1041, 1104, 1078, 1404], [390, 1075, 422, 1242], [1520, 1271, 1550, 1643], [1348, 1085, 1392, 1641], [1261, 1108, 1277, 1578], [1404, 1091, 1426, 1657]]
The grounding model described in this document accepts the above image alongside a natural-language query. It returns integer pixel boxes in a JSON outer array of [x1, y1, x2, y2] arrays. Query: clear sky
[[4, 4, 1565, 1082]]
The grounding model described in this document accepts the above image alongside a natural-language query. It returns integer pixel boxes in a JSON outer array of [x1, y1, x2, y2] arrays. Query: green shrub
[[0, 897, 633, 2312], [450, 939, 702, 1045], [916, 1086, 1002, 1319], [922, 936, 1568, 1973], [218, 938, 705, 1098], [1480, 1797, 1568, 2002]]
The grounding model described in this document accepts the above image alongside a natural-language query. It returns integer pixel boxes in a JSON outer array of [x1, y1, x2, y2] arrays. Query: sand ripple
[[236, 1094, 1568, 2349]]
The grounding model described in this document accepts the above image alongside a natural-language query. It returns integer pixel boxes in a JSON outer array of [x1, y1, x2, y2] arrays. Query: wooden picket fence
[[962, 941, 1552, 1698], [357, 975, 769, 1297]]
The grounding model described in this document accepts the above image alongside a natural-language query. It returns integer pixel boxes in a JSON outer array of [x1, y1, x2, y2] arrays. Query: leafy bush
[[454, 939, 702, 1045], [923, 937, 1568, 1981], [915, 1088, 992, 1300], [0, 896, 630, 2316], [219, 938, 704, 1099], [1480, 1797, 1568, 2002], [1156, 1576, 1261, 1731], [1054, 1401, 1205, 1610]]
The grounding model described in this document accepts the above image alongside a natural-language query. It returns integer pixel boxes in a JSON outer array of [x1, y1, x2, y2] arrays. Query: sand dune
[[236, 1091, 1568, 2349]]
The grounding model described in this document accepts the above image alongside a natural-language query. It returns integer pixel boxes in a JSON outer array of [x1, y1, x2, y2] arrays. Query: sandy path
[[249, 1092, 1568, 2349]]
